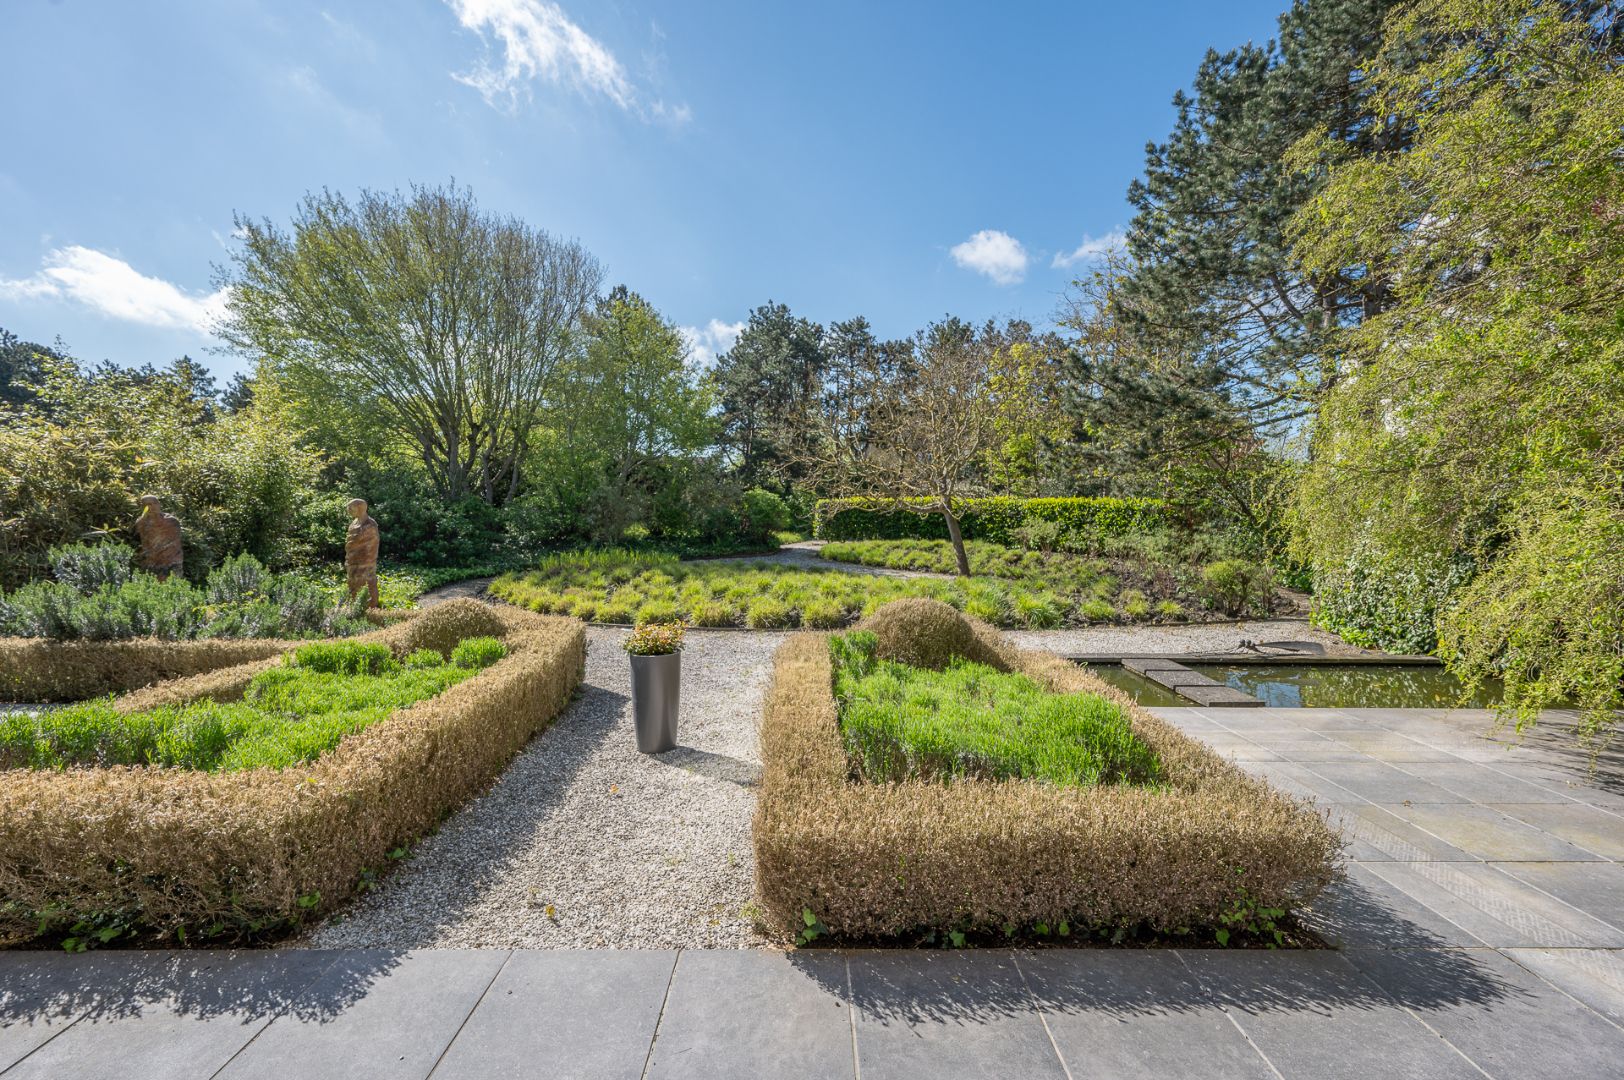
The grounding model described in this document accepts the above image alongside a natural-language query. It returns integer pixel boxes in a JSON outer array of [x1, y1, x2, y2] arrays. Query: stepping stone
[[1121, 657, 1189, 673], [1177, 683, 1264, 708]]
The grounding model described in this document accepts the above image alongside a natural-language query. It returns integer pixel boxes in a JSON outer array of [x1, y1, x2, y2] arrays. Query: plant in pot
[[624, 621, 685, 753]]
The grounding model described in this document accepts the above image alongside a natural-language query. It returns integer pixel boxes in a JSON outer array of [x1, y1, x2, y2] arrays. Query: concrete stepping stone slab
[[848, 950, 1067, 1080], [215, 949, 507, 1080], [2, 951, 335, 1080], [1178, 950, 1488, 1080], [1346, 946, 1624, 1079], [1015, 950, 1275, 1079], [1489, 801, 1624, 860], [1504, 948, 1624, 1026], [431, 950, 675, 1080], [646, 950, 852, 1080]]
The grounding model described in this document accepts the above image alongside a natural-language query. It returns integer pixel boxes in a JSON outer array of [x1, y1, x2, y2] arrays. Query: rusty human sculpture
[[344, 498, 381, 609], [133, 495, 184, 581]]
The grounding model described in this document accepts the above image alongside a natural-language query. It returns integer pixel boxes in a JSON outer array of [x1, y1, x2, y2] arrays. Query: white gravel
[[1009, 619, 1374, 658], [298, 626, 783, 950]]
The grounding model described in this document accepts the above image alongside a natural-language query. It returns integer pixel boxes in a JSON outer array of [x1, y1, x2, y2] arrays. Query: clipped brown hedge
[[0, 601, 585, 943], [752, 615, 1339, 941], [0, 638, 295, 703]]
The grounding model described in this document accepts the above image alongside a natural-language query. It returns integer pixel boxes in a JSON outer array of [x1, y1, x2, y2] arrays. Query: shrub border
[[0, 638, 296, 703], [752, 620, 1339, 941], [0, 602, 585, 943], [812, 496, 1165, 543]]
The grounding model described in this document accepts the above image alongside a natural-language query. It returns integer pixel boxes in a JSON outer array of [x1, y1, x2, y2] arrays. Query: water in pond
[[1084, 662, 1502, 709]]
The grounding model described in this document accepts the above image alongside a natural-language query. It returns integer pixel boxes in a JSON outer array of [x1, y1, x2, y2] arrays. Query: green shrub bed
[[813, 496, 1164, 544], [752, 600, 1339, 945], [0, 637, 506, 771], [831, 631, 1160, 786], [0, 546, 378, 642], [489, 547, 1261, 629]]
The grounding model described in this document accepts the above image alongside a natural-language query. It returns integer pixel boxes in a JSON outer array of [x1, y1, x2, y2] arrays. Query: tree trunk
[[940, 503, 971, 577]]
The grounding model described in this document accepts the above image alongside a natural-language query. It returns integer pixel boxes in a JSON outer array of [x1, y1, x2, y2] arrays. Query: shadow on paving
[[786, 887, 1520, 1026], [0, 949, 408, 1025], [1470, 712, 1624, 792]]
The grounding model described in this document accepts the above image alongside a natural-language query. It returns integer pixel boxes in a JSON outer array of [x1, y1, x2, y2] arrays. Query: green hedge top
[[812, 496, 1165, 543]]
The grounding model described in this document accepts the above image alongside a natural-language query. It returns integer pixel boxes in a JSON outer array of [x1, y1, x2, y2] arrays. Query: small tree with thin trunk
[[795, 319, 1016, 577]]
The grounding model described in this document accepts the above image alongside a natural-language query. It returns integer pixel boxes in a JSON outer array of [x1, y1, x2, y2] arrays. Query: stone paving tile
[[1392, 760, 1575, 804], [216, 949, 507, 1080], [1298, 863, 1488, 950], [1490, 861, 1624, 932], [430, 950, 675, 1080], [1015, 951, 1274, 1079], [1503, 948, 1624, 1026], [646, 950, 853, 1080], [3, 951, 335, 1080], [848, 951, 1067, 1080], [1490, 802, 1624, 860], [1345, 947, 1624, 1079], [1379, 802, 1607, 862], [1331, 803, 1480, 862], [1362, 862, 1624, 949], [1179, 950, 1487, 1080], [0, 952, 97, 1072], [1299, 761, 1463, 804], [1276, 747, 1380, 762]]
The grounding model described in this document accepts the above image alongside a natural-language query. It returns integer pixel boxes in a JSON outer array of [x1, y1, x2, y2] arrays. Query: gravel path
[[299, 627, 783, 950], [1009, 619, 1374, 658], [700, 539, 947, 578]]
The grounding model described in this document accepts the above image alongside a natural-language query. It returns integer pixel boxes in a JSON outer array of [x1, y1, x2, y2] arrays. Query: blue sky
[[0, 0, 1288, 378]]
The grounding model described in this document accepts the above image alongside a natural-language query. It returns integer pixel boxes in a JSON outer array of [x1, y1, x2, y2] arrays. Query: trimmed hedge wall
[[0, 600, 585, 943], [752, 612, 1338, 941], [812, 496, 1164, 543], [0, 638, 295, 703]]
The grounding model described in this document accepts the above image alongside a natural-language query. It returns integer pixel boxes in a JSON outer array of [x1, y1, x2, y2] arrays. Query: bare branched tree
[[792, 319, 1018, 576]]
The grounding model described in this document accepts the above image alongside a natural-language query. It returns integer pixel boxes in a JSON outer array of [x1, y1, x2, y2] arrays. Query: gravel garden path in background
[[299, 627, 783, 950], [1010, 619, 1374, 659]]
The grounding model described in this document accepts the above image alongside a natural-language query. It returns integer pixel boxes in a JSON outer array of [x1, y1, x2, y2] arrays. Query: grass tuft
[[831, 631, 1160, 786]]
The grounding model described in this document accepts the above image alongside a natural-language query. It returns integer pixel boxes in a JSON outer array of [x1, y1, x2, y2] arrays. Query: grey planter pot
[[629, 651, 681, 754]]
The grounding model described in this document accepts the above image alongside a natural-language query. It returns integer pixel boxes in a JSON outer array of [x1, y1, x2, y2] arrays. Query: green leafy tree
[[796, 319, 1032, 576], [1288, 0, 1624, 745], [560, 287, 718, 540], [1120, 0, 1409, 434], [220, 183, 603, 506], [710, 301, 826, 486], [0, 327, 61, 410]]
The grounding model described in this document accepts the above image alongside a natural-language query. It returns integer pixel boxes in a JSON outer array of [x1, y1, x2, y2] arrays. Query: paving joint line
[[1008, 951, 1075, 1080], [1169, 950, 1285, 1080], [207, 951, 348, 1080], [844, 953, 861, 1080], [426, 949, 514, 1079], [638, 947, 682, 1080]]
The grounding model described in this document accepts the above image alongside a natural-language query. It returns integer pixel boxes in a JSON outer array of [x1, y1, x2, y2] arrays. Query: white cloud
[[445, 0, 688, 123], [679, 318, 745, 368], [0, 246, 228, 335], [1052, 227, 1127, 269], [950, 229, 1029, 286]]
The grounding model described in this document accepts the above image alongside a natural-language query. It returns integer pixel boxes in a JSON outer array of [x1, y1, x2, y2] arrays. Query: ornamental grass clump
[[830, 631, 1159, 786]]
